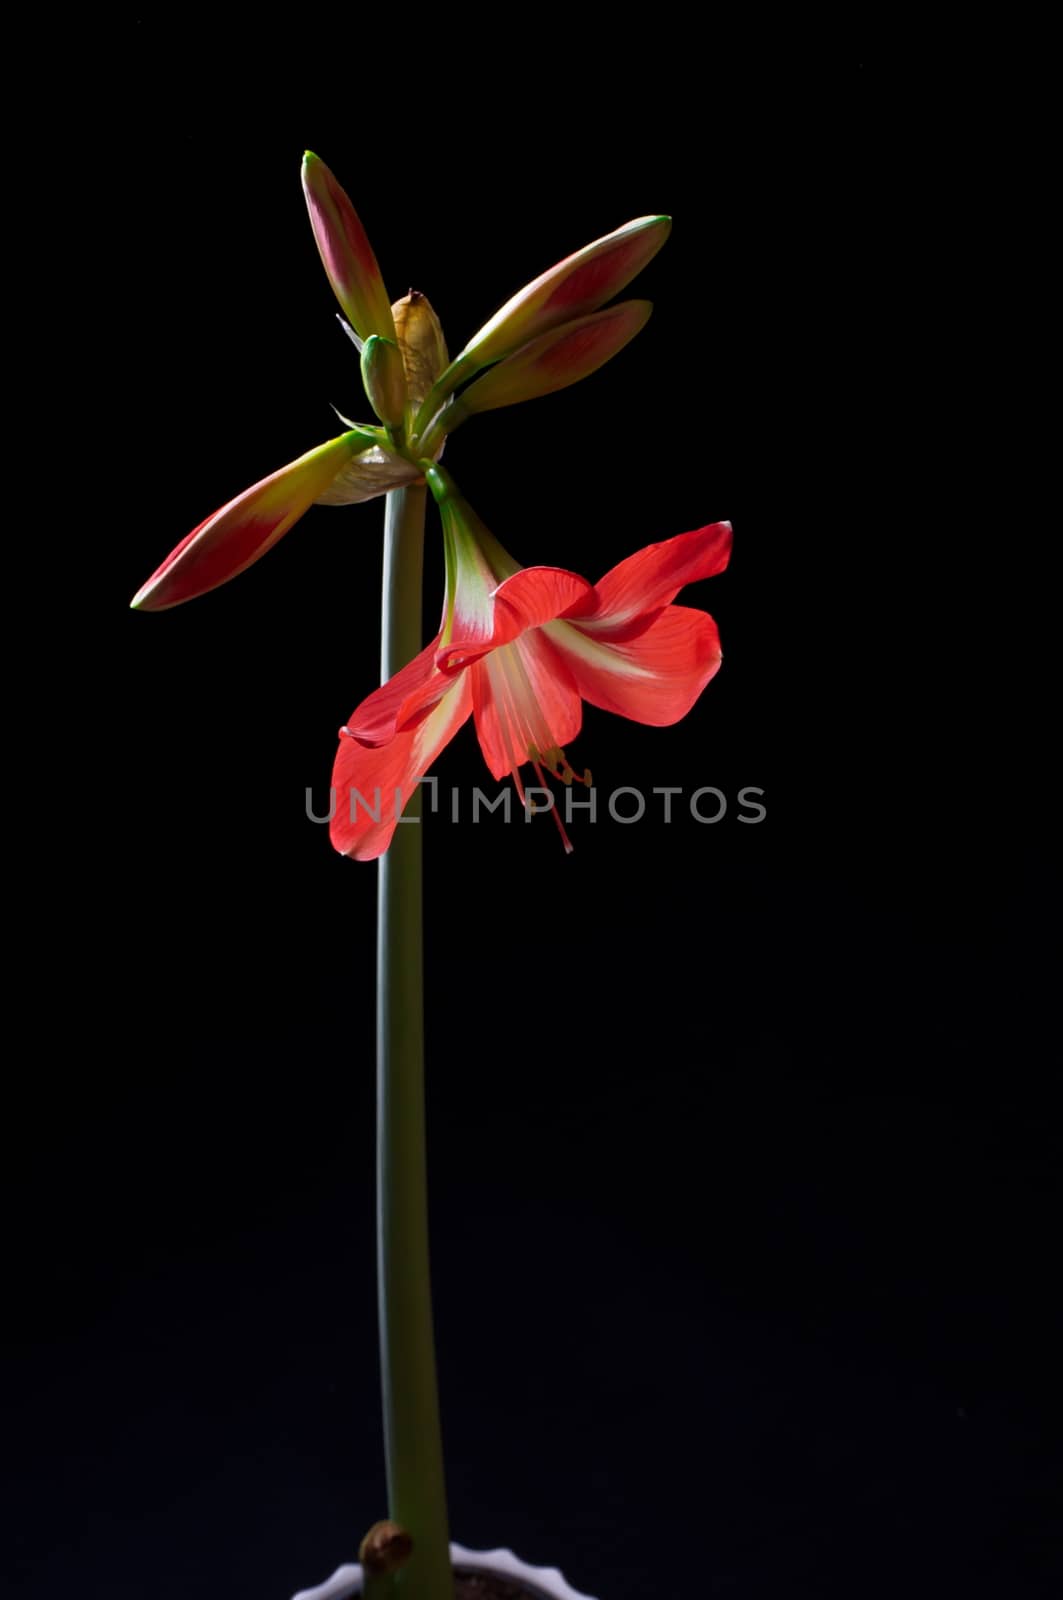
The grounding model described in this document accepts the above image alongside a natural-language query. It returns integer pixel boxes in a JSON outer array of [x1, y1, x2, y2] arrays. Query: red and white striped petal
[[582, 522, 733, 640], [438, 565, 594, 673], [471, 631, 583, 783], [545, 605, 722, 726], [330, 673, 473, 861], [340, 637, 443, 748]]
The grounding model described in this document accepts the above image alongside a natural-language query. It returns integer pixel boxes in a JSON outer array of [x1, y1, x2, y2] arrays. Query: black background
[[11, 30, 1058, 1600]]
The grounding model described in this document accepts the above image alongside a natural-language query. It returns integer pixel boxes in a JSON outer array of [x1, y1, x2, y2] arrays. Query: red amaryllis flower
[[331, 468, 732, 860]]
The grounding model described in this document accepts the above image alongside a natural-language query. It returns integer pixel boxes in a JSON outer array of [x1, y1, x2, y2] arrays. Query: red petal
[[330, 674, 473, 860], [471, 630, 582, 782], [494, 565, 596, 628], [342, 636, 443, 748], [582, 522, 733, 639], [546, 604, 722, 726], [130, 433, 365, 611], [438, 566, 594, 672]]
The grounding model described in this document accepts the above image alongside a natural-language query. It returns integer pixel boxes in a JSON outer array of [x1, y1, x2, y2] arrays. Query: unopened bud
[[462, 214, 670, 368], [301, 152, 395, 343], [439, 300, 652, 432], [360, 335, 408, 429]]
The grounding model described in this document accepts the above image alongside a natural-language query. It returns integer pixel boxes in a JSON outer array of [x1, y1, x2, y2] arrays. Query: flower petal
[[461, 215, 671, 368], [301, 152, 396, 343], [471, 630, 582, 783], [582, 522, 733, 639], [545, 604, 722, 725], [441, 301, 652, 426], [437, 566, 594, 672], [341, 636, 450, 747], [330, 673, 473, 860], [492, 566, 597, 630], [130, 432, 372, 611]]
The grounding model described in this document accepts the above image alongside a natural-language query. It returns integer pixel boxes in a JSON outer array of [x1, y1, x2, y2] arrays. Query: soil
[[452, 1568, 552, 1599]]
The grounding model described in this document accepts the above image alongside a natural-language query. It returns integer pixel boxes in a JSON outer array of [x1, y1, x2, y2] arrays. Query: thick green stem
[[376, 482, 453, 1600]]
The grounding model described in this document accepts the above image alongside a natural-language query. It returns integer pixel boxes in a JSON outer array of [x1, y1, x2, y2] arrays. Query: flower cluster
[[131, 155, 731, 857]]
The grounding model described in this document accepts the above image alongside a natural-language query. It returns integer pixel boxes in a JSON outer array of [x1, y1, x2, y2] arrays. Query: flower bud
[[439, 300, 652, 432], [461, 214, 670, 369], [360, 334, 408, 429], [130, 430, 376, 611], [301, 152, 395, 343]]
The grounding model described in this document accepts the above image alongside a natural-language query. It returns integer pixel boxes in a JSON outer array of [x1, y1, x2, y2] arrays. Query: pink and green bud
[[460, 215, 670, 369], [301, 152, 396, 343], [436, 300, 652, 434], [392, 290, 448, 412], [360, 334, 408, 429], [130, 430, 376, 611]]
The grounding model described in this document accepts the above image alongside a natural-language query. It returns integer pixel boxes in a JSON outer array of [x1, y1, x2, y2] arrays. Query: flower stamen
[[484, 643, 593, 851], [531, 758, 574, 854]]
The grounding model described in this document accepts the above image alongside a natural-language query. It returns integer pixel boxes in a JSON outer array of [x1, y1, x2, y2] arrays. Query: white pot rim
[[292, 1540, 598, 1600]]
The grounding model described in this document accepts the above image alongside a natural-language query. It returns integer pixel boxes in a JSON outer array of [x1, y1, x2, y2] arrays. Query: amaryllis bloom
[[331, 468, 732, 860]]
